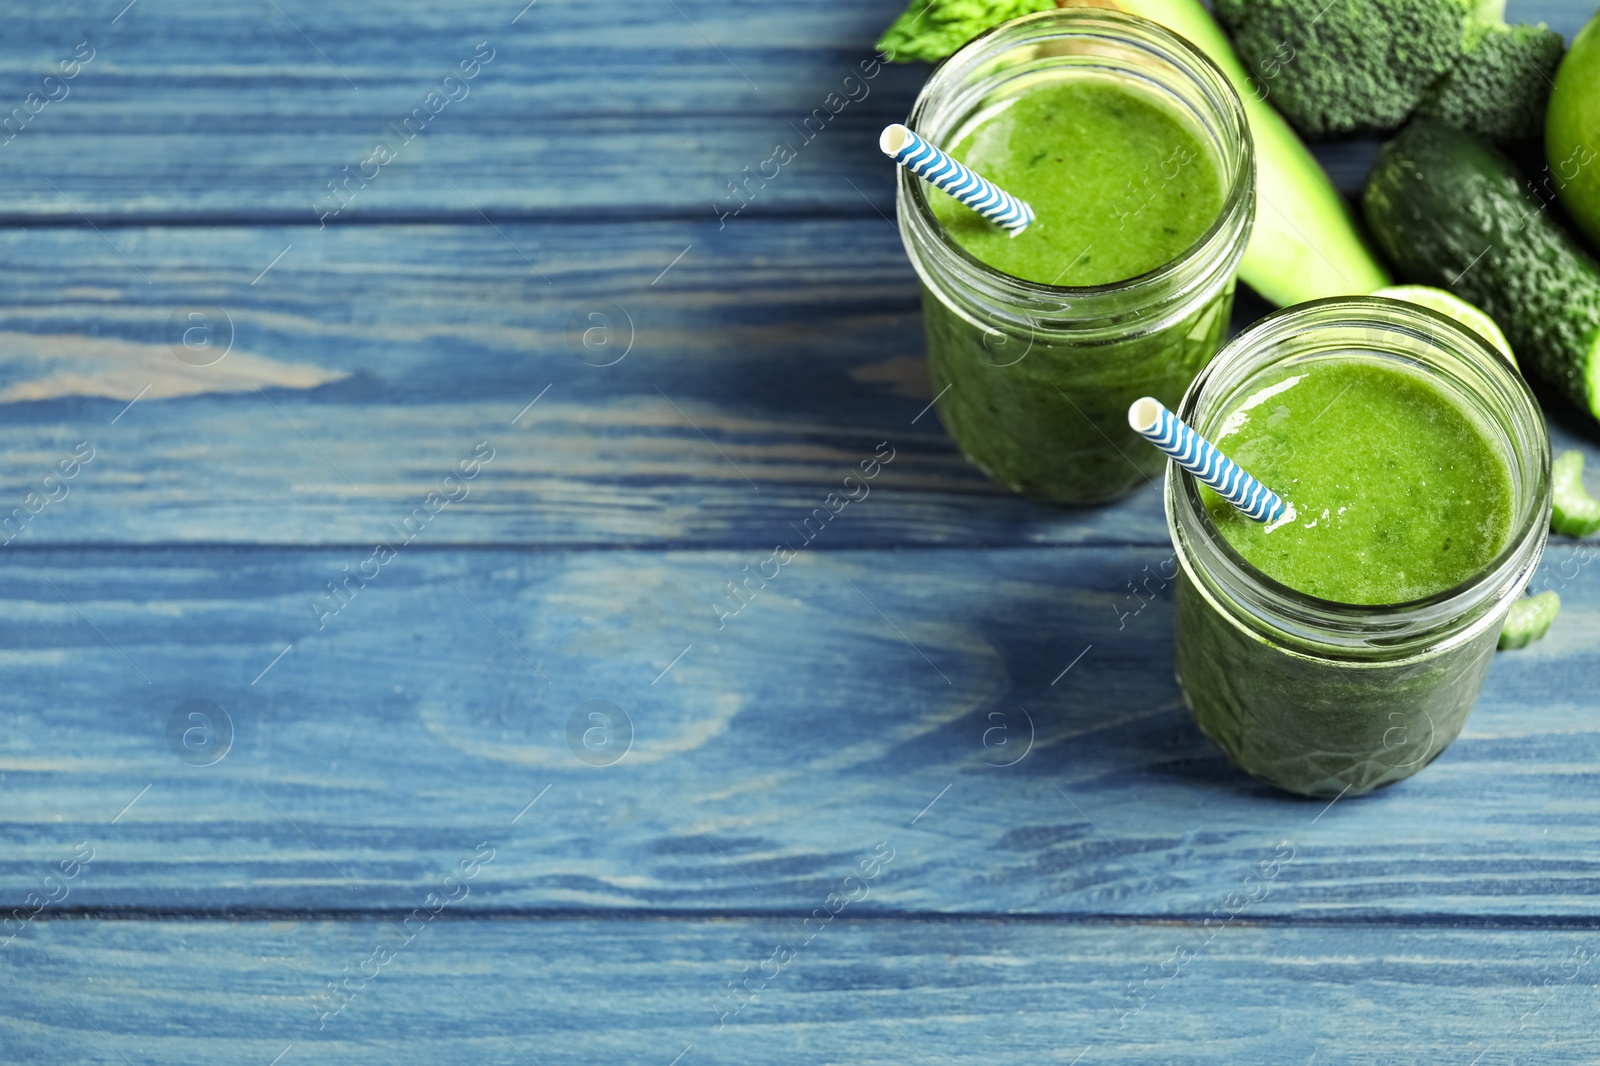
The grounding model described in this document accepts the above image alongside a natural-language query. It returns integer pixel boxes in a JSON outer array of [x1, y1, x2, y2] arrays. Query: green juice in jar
[[921, 77, 1232, 504], [928, 80, 1224, 288], [1168, 302, 1548, 799], [1203, 358, 1514, 603], [897, 9, 1252, 507]]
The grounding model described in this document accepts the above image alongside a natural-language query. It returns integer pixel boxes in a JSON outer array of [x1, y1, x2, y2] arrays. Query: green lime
[[1548, 12, 1600, 250], [1372, 285, 1518, 368]]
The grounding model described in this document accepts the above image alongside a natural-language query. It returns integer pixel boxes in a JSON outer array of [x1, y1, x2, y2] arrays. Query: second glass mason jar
[[1167, 299, 1551, 798], [895, 9, 1255, 505]]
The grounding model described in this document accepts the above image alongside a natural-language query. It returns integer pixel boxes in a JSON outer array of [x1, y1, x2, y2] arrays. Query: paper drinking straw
[[1128, 397, 1287, 524], [880, 123, 1035, 237]]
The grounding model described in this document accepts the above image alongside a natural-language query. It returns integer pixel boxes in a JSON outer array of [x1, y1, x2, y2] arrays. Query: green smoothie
[[928, 79, 1225, 286], [1203, 358, 1515, 604], [1174, 349, 1530, 797], [915, 73, 1242, 504]]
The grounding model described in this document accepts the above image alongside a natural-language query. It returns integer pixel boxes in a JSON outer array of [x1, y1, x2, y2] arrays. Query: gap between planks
[[0, 206, 907, 231], [0, 539, 1178, 554], [19, 909, 1600, 930]]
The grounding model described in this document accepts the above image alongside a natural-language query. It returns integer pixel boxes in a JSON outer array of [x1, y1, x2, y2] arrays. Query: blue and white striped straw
[[1128, 397, 1288, 524], [880, 123, 1034, 237]]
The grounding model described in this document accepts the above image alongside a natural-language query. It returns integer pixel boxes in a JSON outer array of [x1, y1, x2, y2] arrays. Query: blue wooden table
[[1, 1, 1598, 1062]]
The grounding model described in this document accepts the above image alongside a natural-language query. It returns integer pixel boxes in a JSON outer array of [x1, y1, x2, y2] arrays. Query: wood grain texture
[[1, 0, 1598, 1056], [0, 1, 1582, 223], [1, 542, 1596, 916], [0, 0, 922, 223], [3, 917, 1598, 1064], [0, 219, 1160, 548], [0, 221, 1592, 549]]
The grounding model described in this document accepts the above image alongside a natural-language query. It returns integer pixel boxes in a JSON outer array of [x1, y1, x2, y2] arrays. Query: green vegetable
[[878, 0, 1055, 63], [1552, 450, 1600, 537], [1498, 590, 1560, 650], [1215, 0, 1562, 141], [876, 0, 1391, 307], [1214, 0, 1469, 137], [1371, 284, 1516, 367], [1363, 120, 1600, 420], [1547, 11, 1600, 249], [1416, 21, 1566, 142]]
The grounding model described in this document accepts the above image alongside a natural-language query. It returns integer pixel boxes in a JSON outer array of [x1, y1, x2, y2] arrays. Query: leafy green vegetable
[[1214, 0, 1563, 140], [877, 0, 1056, 63], [1498, 590, 1560, 650], [1552, 450, 1600, 538], [1416, 21, 1565, 142]]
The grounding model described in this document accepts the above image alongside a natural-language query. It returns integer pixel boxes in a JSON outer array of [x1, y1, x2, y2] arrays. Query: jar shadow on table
[[935, 562, 1227, 785], [941, 563, 1406, 810]]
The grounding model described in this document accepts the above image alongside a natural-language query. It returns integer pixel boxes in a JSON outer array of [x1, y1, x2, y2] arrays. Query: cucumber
[[1363, 120, 1600, 420], [1552, 450, 1600, 537], [1498, 590, 1560, 650]]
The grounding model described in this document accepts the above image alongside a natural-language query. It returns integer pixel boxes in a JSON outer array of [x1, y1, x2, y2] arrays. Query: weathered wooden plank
[[1, 543, 1597, 916], [0, 221, 1592, 549], [0, 219, 1174, 548], [0, 1, 1583, 222], [3, 916, 1597, 1064], [0, 0, 919, 222]]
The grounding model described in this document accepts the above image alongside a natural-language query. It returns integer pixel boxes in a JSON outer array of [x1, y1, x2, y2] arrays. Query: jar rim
[[1169, 297, 1551, 651], [903, 7, 1253, 298]]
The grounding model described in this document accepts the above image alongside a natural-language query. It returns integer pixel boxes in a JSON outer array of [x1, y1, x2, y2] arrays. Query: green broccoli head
[[1213, 0, 1483, 138], [1415, 22, 1565, 142], [876, 0, 1058, 64]]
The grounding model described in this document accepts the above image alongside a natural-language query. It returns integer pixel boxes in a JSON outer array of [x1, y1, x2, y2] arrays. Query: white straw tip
[[880, 124, 912, 156], [1128, 397, 1163, 434]]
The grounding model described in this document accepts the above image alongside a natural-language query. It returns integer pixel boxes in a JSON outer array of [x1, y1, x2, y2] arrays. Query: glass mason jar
[[895, 9, 1254, 505], [1167, 298, 1551, 797]]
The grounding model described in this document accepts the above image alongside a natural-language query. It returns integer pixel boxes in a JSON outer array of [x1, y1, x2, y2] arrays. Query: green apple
[[1549, 11, 1600, 249]]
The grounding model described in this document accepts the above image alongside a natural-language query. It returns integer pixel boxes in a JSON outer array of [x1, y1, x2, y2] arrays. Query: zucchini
[[1363, 120, 1600, 420], [1498, 591, 1560, 650], [1552, 450, 1600, 537]]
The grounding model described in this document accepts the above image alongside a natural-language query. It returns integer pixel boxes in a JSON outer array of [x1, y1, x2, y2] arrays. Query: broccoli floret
[[876, 0, 1056, 64], [1213, 0, 1484, 138], [1416, 22, 1565, 142]]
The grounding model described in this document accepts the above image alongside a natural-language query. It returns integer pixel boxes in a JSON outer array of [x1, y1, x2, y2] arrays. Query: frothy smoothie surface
[[1203, 358, 1514, 605], [927, 77, 1225, 286]]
